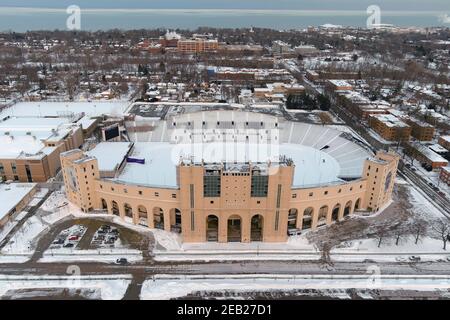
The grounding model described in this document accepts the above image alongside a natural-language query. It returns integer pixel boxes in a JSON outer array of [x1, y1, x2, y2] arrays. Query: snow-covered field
[[331, 236, 450, 263], [1, 216, 49, 256], [0, 275, 131, 300], [153, 230, 321, 262], [39, 248, 143, 263], [0, 190, 147, 264], [140, 274, 450, 300]]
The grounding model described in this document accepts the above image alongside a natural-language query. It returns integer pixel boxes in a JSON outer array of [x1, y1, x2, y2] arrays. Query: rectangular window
[[11, 163, 17, 174], [203, 174, 221, 197], [190, 184, 195, 208], [25, 165, 32, 182], [276, 184, 282, 208], [275, 210, 280, 231], [251, 175, 269, 197], [190, 211, 195, 231]]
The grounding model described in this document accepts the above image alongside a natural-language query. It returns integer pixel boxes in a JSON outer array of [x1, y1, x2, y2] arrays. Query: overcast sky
[[0, 0, 449, 11]]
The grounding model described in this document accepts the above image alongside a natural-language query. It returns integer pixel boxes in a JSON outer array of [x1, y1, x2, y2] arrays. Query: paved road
[[1, 259, 450, 277], [399, 164, 450, 217]]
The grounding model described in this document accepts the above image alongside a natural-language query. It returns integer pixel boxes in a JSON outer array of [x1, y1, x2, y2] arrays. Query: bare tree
[[431, 219, 450, 250], [375, 225, 390, 248], [410, 219, 428, 245]]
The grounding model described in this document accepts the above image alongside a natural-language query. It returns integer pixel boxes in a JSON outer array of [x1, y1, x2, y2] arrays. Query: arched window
[[124, 203, 133, 218], [250, 215, 263, 242], [111, 201, 119, 216], [101, 199, 108, 210], [288, 209, 298, 231], [138, 206, 148, 227], [302, 207, 313, 230], [153, 207, 164, 229], [170, 208, 182, 233], [344, 201, 352, 216], [332, 204, 341, 221], [318, 205, 328, 225], [206, 215, 219, 242]]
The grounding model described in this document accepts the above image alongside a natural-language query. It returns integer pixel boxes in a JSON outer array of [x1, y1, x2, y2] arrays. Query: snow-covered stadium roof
[[90, 110, 373, 189]]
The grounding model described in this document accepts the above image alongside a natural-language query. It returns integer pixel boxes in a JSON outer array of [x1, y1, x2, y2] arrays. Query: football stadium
[[61, 108, 399, 243]]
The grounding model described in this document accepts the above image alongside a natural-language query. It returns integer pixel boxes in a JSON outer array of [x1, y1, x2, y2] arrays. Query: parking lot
[[30, 217, 154, 263], [49, 225, 87, 250], [90, 224, 122, 248]]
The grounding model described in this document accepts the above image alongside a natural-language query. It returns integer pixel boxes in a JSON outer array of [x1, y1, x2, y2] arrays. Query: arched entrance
[[250, 215, 263, 242], [170, 208, 182, 233], [227, 215, 242, 242], [344, 201, 352, 217], [355, 198, 361, 211], [318, 205, 328, 226], [153, 207, 164, 230], [206, 215, 219, 242], [302, 207, 313, 230], [101, 199, 108, 210], [332, 204, 341, 221], [138, 206, 148, 227], [111, 201, 119, 216], [288, 209, 298, 231], [124, 203, 133, 218]]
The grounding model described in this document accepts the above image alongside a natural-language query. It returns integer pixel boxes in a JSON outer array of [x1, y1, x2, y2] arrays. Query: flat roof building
[[0, 116, 83, 182], [0, 182, 37, 227], [368, 114, 411, 142]]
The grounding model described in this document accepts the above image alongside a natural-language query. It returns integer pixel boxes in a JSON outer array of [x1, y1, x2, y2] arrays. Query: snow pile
[[40, 248, 143, 263], [152, 229, 182, 251], [140, 274, 450, 300], [1, 216, 48, 255], [0, 275, 131, 300], [153, 233, 320, 262], [331, 236, 450, 262]]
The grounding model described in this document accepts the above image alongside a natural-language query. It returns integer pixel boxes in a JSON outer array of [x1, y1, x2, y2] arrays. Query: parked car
[[115, 258, 128, 265], [68, 236, 79, 241], [53, 238, 64, 245], [63, 243, 75, 248], [409, 256, 421, 262]]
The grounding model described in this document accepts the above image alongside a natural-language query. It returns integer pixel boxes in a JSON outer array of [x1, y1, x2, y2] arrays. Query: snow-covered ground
[[0, 275, 131, 300], [332, 236, 450, 263], [1, 216, 49, 256], [140, 274, 450, 300], [39, 248, 143, 263], [1, 190, 147, 264], [152, 229, 321, 262]]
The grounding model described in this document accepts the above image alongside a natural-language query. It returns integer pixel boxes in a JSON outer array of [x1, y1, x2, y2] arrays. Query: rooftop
[[1, 101, 129, 119], [0, 116, 76, 159], [0, 183, 36, 221], [371, 114, 410, 128], [86, 142, 133, 172]]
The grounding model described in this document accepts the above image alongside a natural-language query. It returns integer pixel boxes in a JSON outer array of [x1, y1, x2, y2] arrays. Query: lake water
[[0, 8, 448, 32]]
